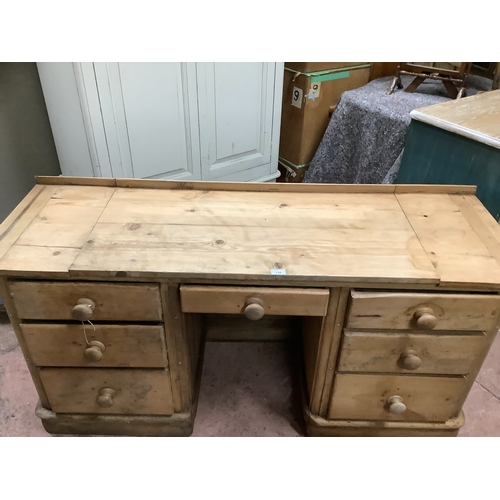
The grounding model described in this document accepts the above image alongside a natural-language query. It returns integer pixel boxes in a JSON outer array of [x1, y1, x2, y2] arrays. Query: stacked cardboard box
[[278, 62, 371, 182]]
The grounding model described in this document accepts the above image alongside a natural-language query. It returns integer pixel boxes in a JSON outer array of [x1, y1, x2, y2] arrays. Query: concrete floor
[[1, 311, 499, 437]]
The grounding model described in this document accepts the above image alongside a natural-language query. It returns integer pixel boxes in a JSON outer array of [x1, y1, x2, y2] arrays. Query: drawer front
[[22, 324, 167, 368], [180, 285, 329, 317], [338, 330, 485, 375], [328, 374, 465, 422], [9, 281, 162, 321], [39, 368, 174, 415], [346, 291, 500, 331]]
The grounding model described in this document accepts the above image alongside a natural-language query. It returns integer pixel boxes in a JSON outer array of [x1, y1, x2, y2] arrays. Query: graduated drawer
[[22, 324, 167, 368], [180, 285, 329, 317], [346, 291, 500, 331], [337, 330, 485, 375], [329, 373, 465, 422], [39, 368, 174, 415], [9, 281, 162, 321]]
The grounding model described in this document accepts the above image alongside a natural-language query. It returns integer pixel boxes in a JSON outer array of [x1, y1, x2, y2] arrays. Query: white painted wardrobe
[[37, 63, 284, 182]]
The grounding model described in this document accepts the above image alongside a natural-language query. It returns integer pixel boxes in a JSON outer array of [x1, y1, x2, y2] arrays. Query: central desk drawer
[[39, 368, 175, 415], [9, 281, 162, 321], [337, 330, 485, 375], [180, 285, 329, 317], [346, 291, 500, 331], [22, 324, 167, 368], [329, 373, 465, 422]]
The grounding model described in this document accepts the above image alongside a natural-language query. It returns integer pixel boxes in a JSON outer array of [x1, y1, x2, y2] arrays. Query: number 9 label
[[291, 87, 303, 109]]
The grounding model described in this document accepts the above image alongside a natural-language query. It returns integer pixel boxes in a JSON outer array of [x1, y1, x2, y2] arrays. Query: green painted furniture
[[396, 90, 500, 221]]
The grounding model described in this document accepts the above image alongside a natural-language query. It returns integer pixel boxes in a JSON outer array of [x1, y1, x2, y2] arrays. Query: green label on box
[[310, 71, 350, 83]]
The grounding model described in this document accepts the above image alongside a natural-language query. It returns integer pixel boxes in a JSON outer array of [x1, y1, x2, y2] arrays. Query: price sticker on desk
[[271, 269, 287, 275]]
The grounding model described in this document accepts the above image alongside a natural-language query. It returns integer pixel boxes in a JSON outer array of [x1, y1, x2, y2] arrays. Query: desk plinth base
[[304, 406, 465, 437], [35, 401, 195, 437]]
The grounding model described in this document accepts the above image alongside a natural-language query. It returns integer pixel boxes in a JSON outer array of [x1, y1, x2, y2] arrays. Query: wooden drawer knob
[[244, 298, 265, 321], [84, 340, 105, 362], [72, 298, 96, 321], [413, 307, 438, 330], [387, 395, 406, 414], [399, 350, 422, 370], [96, 388, 116, 408]]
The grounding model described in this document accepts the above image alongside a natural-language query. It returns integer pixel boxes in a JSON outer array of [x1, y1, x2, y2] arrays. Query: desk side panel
[[0, 278, 51, 408], [161, 284, 203, 414]]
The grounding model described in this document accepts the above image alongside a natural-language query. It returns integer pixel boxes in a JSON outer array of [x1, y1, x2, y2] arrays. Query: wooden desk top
[[1, 177, 500, 290], [410, 89, 500, 150]]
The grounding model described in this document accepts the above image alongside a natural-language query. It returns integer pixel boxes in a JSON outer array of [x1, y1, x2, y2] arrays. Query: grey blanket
[[304, 75, 492, 184]]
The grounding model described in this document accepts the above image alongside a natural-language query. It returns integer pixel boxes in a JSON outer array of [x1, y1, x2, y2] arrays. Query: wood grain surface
[[180, 285, 329, 316], [328, 373, 465, 422], [346, 290, 500, 331], [412, 89, 500, 147], [39, 368, 175, 415], [337, 330, 485, 375], [22, 324, 167, 368], [9, 281, 162, 321], [1, 180, 500, 289]]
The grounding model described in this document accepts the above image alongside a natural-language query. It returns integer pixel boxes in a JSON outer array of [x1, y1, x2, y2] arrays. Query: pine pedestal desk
[[1, 177, 500, 437]]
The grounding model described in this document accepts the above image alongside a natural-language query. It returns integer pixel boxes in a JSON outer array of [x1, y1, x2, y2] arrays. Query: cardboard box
[[279, 66, 371, 167], [369, 62, 399, 81], [285, 62, 367, 73]]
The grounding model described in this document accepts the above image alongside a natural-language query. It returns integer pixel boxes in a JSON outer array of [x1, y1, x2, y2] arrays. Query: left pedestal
[[36, 401, 197, 437]]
